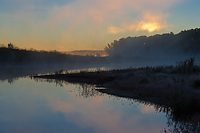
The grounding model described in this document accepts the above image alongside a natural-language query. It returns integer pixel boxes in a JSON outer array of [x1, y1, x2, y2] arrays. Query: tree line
[[105, 28, 200, 58], [0, 43, 102, 65]]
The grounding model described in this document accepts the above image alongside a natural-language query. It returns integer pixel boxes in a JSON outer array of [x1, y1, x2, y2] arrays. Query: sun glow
[[0, 0, 185, 50], [107, 11, 168, 34], [138, 22, 160, 32]]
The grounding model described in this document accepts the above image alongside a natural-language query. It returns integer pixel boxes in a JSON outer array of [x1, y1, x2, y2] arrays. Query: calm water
[[1, 63, 199, 133], [0, 76, 171, 133]]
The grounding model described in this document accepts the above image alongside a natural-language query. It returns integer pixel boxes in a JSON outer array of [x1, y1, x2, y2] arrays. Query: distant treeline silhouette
[[0, 43, 102, 65], [105, 28, 200, 57], [1, 28, 200, 66]]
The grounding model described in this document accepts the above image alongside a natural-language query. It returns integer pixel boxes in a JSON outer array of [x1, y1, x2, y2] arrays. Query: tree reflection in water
[[161, 110, 200, 133], [33, 77, 105, 98], [33, 77, 200, 133]]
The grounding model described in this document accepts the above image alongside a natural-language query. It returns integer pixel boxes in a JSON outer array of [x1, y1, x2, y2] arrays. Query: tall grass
[[172, 57, 195, 74]]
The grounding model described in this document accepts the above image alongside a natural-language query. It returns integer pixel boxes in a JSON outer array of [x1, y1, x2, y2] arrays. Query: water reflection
[[0, 77, 166, 132], [162, 112, 200, 133], [1, 73, 199, 132], [33, 77, 200, 133], [33, 77, 104, 99]]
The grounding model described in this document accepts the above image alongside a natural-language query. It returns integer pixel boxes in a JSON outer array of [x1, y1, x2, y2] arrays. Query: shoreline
[[34, 58, 200, 116]]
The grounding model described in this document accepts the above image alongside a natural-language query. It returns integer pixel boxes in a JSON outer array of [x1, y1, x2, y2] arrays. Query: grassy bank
[[34, 58, 200, 115]]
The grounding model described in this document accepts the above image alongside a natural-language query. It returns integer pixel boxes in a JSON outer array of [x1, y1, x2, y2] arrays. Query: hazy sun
[[136, 21, 165, 33], [142, 23, 159, 32]]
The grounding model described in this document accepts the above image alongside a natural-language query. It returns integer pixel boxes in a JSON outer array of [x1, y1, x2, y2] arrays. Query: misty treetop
[[105, 28, 200, 57]]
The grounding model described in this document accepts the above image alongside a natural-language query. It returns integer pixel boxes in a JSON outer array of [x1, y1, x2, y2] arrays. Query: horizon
[[1, 0, 200, 51], [1, 28, 199, 53]]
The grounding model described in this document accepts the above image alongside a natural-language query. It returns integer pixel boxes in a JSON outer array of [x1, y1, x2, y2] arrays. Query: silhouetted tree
[[8, 43, 14, 49]]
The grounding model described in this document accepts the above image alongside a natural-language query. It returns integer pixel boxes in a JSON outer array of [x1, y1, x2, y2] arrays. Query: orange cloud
[[0, 0, 183, 51], [51, 0, 181, 25], [107, 24, 137, 34], [50, 0, 180, 37], [136, 21, 167, 33], [108, 10, 168, 34], [107, 26, 126, 34], [136, 10, 168, 32]]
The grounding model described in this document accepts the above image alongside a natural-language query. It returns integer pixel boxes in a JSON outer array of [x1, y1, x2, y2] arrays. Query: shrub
[[55, 70, 64, 75], [80, 70, 88, 73], [192, 65, 200, 73], [152, 66, 163, 73], [193, 79, 200, 89], [139, 77, 149, 84]]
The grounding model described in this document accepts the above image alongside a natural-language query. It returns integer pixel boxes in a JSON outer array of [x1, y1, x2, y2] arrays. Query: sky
[[0, 0, 200, 51]]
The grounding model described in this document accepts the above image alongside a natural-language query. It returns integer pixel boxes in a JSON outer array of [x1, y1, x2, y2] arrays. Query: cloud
[[51, 0, 181, 22], [51, 0, 181, 35], [107, 26, 126, 34], [0, 0, 183, 50], [136, 10, 168, 32], [107, 24, 137, 34], [108, 10, 168, 34]]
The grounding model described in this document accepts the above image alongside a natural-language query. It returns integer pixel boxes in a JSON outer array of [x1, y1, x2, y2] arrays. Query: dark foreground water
[[0, 76, 170, 133]]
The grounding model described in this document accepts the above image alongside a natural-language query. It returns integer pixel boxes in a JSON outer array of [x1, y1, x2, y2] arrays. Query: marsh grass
[[79, 70, 88, 73], [33, 74, 200, 132], [37, 58, 200, 115], [139, 77, 149, 84], [152, 66, 164, 73], [55, 69, 69, 75], [171, 57, 195, 74]]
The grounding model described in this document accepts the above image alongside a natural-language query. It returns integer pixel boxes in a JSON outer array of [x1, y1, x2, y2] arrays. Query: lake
[[0, 65, 197, 133]]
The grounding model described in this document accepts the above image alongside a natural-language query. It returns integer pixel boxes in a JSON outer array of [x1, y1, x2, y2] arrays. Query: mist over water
[[1, 55, 200, 83], [1, 28, 200, 132], [1, 28, 200, 82]]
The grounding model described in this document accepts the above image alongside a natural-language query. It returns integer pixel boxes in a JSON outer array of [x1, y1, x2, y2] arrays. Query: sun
[[142, 23, 159, 32], [136, 21, 164, 33]]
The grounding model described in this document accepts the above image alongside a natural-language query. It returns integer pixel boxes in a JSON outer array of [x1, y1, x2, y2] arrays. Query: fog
[[1, 56, 199, 83], [1, 28, 200, 81]]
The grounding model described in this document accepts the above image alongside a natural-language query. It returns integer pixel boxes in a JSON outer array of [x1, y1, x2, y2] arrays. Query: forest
[[105, 28, 200, 58], [0, 43, 102, 66]]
